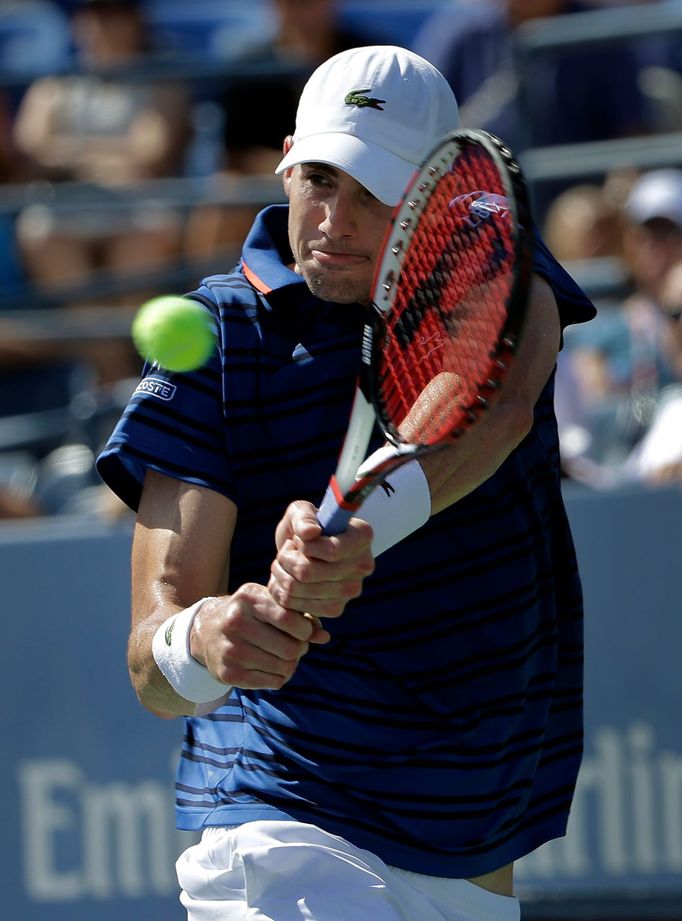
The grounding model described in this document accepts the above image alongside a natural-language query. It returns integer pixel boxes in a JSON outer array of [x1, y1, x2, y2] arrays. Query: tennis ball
[[132, 295, 215, 372]]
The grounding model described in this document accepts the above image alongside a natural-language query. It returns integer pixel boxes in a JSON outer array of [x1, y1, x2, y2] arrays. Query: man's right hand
[[189, 585, 331, 691]]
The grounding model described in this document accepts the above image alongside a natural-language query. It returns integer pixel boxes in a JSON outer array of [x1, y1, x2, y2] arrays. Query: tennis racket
[[317, 128, 533, 535]]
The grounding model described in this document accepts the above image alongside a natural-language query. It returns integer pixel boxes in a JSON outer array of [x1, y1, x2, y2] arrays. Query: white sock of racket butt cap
[[354, 446, 431, 556]]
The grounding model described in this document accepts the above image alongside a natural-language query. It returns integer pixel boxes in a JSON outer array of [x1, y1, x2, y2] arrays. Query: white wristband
[[152, 598, 231, 713], [355, 449, 431, 556]]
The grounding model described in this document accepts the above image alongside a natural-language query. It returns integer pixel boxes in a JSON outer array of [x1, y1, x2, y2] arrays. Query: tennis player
[[97, 46, 595, 921]]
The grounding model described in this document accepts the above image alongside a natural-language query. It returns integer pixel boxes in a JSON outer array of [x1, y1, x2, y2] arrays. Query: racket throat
[[334, 388, 376, 494]]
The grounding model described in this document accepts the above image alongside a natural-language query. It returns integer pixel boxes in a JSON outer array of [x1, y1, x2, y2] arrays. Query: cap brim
[[627, 202, 682, 226], [632, 210, 682, 226], [275, 132, 418, 207]]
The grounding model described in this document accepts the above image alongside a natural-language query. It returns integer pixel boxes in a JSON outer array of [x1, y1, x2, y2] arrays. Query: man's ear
[[281, 135, 294, 197]]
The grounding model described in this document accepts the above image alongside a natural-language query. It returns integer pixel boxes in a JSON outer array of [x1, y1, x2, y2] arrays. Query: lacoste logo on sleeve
[[344, 89, 385, 110], [134, 377, 177, 401]]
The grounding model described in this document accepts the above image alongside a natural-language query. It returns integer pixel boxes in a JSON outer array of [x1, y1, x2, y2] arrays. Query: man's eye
[[307, 171, 331, 187]]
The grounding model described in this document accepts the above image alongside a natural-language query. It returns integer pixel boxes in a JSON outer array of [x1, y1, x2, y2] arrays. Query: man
[[414, 0, 651, 150], [97, 46, 595, 921]]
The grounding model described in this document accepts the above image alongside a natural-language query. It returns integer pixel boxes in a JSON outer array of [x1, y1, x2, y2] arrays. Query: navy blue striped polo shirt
[[97, 204, 595, 878]]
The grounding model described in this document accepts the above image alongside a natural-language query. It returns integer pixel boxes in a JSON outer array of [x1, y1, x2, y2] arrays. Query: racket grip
[[317, 483, 355, 535]]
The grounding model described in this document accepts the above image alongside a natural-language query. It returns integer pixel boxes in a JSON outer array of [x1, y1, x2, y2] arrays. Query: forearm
[[130, 474, 351, 716], [130, 472, 234, 718], [421, 397, 534, 515], [128, 602, 196, 718], [355, 395, 533, 555]]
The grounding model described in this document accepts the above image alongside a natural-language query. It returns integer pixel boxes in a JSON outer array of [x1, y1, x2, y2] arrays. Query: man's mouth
[[310, 248, 368, 268]]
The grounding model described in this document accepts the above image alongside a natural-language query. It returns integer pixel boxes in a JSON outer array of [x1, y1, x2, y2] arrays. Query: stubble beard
[[301, 268, 370, 306]]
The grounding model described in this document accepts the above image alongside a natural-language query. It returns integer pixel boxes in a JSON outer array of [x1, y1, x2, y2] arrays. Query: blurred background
[[1, 1, 681, 919]]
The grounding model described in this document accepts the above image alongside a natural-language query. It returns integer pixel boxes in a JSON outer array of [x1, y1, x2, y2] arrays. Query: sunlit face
[[275, 0, 333, 36], [73, 8, 144, 65], [506, 0, 565, 24], [623, 218, 682, 299], [283, 160, 394, 305]]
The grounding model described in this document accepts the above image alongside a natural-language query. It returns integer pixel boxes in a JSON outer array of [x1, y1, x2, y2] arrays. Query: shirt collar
[[241, 204, 304, 297], [240, 203, 369, 334]]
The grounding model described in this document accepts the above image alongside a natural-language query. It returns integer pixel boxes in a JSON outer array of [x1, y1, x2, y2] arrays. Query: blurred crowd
[[0, 0, 681, 520]]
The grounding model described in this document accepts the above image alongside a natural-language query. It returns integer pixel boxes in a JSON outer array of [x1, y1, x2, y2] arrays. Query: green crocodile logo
[[344, 88, 385, 110], [164, 618, 176, 646]]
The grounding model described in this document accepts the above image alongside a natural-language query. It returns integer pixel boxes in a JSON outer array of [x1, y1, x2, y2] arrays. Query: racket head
[[366, 129, 533, 450]]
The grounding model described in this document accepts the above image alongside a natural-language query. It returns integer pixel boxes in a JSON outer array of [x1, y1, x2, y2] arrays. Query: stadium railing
[[0, 1, 679, 493], [514, 1, 682, 184], [0, 1, 679, 313]]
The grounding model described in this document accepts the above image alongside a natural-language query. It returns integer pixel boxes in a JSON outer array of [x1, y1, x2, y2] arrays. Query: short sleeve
[[96, 349, 235, 512], [532, 226, 597, 329]]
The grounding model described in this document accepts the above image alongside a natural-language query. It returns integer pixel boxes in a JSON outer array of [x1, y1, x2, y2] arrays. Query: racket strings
[[376, 148, 516, 445]]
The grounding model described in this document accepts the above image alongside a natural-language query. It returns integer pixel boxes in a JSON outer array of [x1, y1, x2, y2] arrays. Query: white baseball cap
[[625, 169, 682, 227], [275, 45, 459, 207]]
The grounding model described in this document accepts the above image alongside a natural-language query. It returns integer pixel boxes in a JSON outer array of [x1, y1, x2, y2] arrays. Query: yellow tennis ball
[[132, 295, 215, 372]]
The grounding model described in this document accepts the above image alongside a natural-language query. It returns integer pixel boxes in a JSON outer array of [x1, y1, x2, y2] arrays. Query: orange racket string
[[375, 148, 515, 446]]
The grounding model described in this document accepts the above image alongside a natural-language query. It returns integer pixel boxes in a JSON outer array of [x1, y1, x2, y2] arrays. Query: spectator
[[12, 0, 192, 306], [413, 1, 653, 220], [184, 0, 381, 266], [221, 0, 380, 176], [414, 0, 652, 148], [543, 182, 625, 262], [560, 168, 682, 474], [0, 80, 84, 520], [0, 88, 32, 298], [0, 0, 190, 518], [621, 258, 682, 484]]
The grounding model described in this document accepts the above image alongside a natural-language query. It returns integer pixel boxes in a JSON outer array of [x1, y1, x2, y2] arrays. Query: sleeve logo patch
[[134, 377, 177, 401]]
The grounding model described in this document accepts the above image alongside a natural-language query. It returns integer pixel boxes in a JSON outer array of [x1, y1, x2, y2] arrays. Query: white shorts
[[176, 820, 521, 921]]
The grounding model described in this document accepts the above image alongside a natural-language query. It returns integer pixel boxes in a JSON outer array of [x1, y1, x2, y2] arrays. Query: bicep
[[131, 469, 237, 627]]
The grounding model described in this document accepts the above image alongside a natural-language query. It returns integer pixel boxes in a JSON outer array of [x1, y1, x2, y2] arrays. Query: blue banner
[[2, 486, 681, 918], [517, 485, 682, 907], [1, 519, 190, 920]]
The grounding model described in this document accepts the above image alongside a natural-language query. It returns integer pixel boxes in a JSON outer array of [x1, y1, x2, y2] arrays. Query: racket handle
[[317, 483, 355, 535]]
